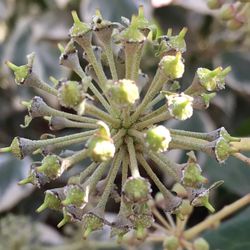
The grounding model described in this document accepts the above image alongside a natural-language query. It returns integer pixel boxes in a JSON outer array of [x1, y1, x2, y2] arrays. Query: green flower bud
[[196, 66, 231, 91], [214, 137, 232, 163], [87, 136, 115, 162], [70, 11, 91, 37], [163, 235, 179, 250], [82, 212, 104, 239], [62, 185, 86, 208], [36, 190, 61, 213], [159, 52, 185, 79], [123, 177, 151, 203], [156, 28, 187, 57], [165, 92, 193, 120], [108, 79, 139, 106], [193, 238, 210, 250], [6, 53, 34, 85], [175, 199, 193, 220], [181, 152, 208, 188], [36, 155, 62, 180], [207, 0, 223, 9], [57, 80, 84, 109], [219, 4, 236, 21], [134, 214, 153, 240], [145, 125, 172, 153], [57, 207, 72, 228]]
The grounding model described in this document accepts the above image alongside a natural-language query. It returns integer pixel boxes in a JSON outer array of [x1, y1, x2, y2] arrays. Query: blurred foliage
[[0, 0, 250, 249]]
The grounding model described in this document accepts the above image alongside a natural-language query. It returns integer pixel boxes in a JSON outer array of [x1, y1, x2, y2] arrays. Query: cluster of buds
[[207, 0, 250, 30], [1, 5, 250, 248]]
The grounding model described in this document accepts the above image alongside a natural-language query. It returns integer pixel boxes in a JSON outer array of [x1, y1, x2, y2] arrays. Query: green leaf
[[204, 206, 250, 250], [203, 153, 250, 196], [0, 155, 34, 212]]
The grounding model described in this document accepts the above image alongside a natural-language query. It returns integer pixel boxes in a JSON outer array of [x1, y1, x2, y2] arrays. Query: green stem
[[130, 70, 166, 122], [104, 42, 118, 81], [231, 138, 250, 152], [131, 43, 144, 81], [169, 128, 216, 141], [0, 147, 11, 153], [97, 147, 124, 210], [140, 105, 166, 122], [134, 111, 171, 130], [126, 136, 140, 178], [137, 153, 175, 200], [47, 106, 98, 124], [145, 93, 165, 111], [61, 149, 89, 171], [80, 162, 98, 184], [84, 103, 121, 128], [112, 128, 126, 142], [75, 70, 114, 115], [122, 152, 129, 186], [145, 149, 179, 181], [170, 135, 208, 151]]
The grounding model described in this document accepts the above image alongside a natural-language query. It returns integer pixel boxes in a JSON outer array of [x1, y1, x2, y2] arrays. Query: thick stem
[[170, 135, 208, 151], [145, 93, 165, 111], [184, 194, 250, 240], [126, 136, 140, 178], [231, 138, 250, 152], [140, 105, 166, 122], [233, 153, 250, 166], [112, 128, 126, 142], [122, 152, 129, 187]]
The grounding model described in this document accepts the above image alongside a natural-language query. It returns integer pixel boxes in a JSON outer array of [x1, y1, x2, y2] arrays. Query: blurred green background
[[0, 0, 250, 249]]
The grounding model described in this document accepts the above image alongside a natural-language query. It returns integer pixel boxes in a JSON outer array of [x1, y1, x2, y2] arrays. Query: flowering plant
[[1, 6, 250, 249]]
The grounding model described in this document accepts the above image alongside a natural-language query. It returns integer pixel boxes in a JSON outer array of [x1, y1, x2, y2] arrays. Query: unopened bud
[[193, 238, 210, 250], [145, 125, 172, 153], [36, 190, 61, 213], [159, 52, 185, 80], [163, 235, 179, 250]]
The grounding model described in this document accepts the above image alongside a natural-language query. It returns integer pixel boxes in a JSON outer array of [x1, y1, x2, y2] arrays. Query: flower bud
[[36, 154, 62, 180], [163, 235, 179, 250], [219, 4, 236, 21], [145, 125, 172, 153], [6, 53, 34, 85], [181, 152, 208, 188], [133, 213, 154, 240], [165, 92, 193, 120], [57, 207, 72, 228], [156, 28, 187, 57], [196, 66, 231, 91], [87, 121, 115, 162], [193, 238, 210, 250], [36, 190, 62, 213], [70, 11, 92, 47], [214, 137, 232, 163], [62, 184, 86, 208], [123, 177, 151, 203], [159, 52, 185, 79], [82, 211, 104, 239], [175, 199, 193, 220], [57, 80, 84, 109], [108, 79, 139, 106]]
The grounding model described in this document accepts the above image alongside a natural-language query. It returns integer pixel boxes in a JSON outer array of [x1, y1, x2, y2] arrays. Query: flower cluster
[[1, 5, 250, 249], [207, 0, 250, 30]]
